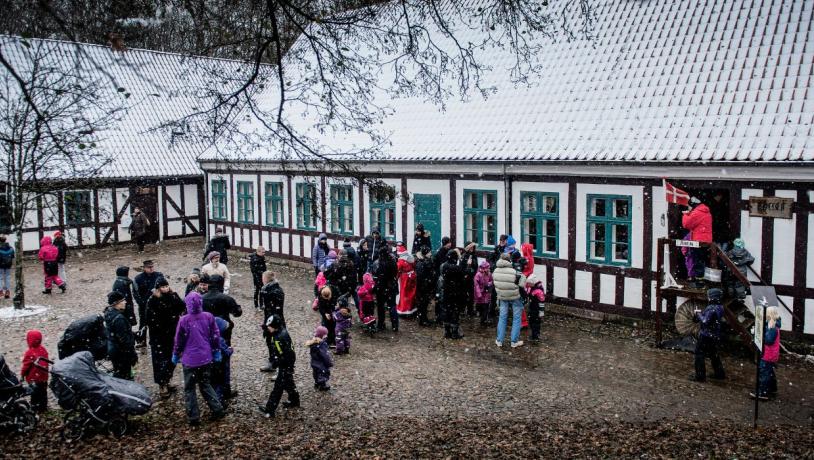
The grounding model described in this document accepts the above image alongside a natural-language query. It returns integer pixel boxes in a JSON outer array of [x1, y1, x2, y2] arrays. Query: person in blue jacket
[[690, 288, 726, 382]]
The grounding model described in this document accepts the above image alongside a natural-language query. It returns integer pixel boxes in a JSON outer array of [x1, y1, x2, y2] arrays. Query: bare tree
[[0, 37, 124, 308]]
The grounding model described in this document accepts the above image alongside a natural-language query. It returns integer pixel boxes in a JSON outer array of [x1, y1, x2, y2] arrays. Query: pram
[[41, 351, 152, 442], [58, 314, 108, 360], [0, 354, 38, 433]]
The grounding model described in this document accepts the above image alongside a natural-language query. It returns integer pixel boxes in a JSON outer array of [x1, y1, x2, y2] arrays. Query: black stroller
[[0, 354, 38, 433], [40, 351, 152, 442]]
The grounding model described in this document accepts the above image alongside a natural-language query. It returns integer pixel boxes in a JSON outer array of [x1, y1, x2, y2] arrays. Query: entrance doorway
[[413, 194, 442, 250], [129, 186, 160, 244], [667, 187, 733, 279]]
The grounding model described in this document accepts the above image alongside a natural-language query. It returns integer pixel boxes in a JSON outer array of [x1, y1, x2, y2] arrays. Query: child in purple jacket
[[333, 296, 353, 354], [307, 326, 333, 391], [212, 317, 234, 404], [473, 260, 493, 326]]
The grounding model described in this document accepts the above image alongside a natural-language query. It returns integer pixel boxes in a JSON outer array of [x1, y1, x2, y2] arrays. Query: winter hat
[[191, 267, 201, 276], [397, 244, 407, 255], [371, 226, 381, 235], [526, 274, 540, 286], [142, 260, 154, 268], [441, 236, 451, 246], [314, 325, 328, 339], [505, 235, 517, 247], [733, 238, 745, 249], [318, 233, 328, 242], [337, 296, 350, 309], [209, 274, 224, 288], [447, 249, 460, 262], [707, 288, 723, 302], [53, 230, 63, 239], [416, 223, 424, 232], [499, 253, 511, 261], [265, 314, 282, 329], [199, 273, 211, 284], [154, 277, 169, 289], [420, 245, 432, 256], [479, 259, 490, 269], [343, 237, 352, 247], [207, 251, 221, 262], [327, 250, 337, 260], [689, 196, 702, 206], [115, 266, 130, 277], [107, 291, 126, 306]]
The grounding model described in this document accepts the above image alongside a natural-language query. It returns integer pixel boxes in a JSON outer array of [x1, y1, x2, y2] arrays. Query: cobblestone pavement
[[0, 239, 811, 458]]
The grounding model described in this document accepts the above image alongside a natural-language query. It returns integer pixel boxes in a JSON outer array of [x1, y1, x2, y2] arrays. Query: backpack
[[0, 250, 12, 268]]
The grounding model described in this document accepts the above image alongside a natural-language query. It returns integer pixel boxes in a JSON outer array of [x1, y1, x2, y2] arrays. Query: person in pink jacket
[[473, 260, 493, 326], [38, 236, 66, 294], [356, 273, 376, 330], [682, 197, 714, 286]]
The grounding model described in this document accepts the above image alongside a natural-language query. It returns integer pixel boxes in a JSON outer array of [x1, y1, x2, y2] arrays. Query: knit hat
[[314, 326, 328, 339], [107, 291, 126, 306], [318, 233, 328, 241], [154, 277, 169, 289], [207, 251, 220, 262], [191, 267, 201, 276], [707, 288, 723, 302], [689, 196, 702, 206], [416, 223, 424, 232], [371, 226, 381, 235], [733, 238, 745, 249]]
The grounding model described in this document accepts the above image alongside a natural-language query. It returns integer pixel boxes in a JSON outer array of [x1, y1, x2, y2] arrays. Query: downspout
[[503, 163, 512, 238]]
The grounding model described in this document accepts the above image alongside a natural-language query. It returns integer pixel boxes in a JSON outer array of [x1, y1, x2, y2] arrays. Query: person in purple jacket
[[333, 297, 353, 355], [306, 326, 333, 391], [172, 291, 225, 426]]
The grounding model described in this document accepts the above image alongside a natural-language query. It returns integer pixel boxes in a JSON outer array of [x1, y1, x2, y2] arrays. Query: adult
[[203, 227, 231, 265], [201, 274, 242, 347], [144, 278, 186, 397], [250, 246, 267, 310], [173, 292, 225, 426], [133, 260, 164, 346], [460, 242, 479, 317], [493, 253, 527, 348], [52, 230, 68, 282], [197, 273, 211, 295], [356, 239, 370, 280], [411, 223, 432, 255], [258, 314, 299, 418], [311, 233, 330, 276], [488, 234, 509, 271], [111, 266, 137, 325], [185, 268, 201, 297], [690, 288, 726, 382], [373, 245, 399, 332], [364, 227, 384, 263], [129, 207, 151, 253], [342, 238, 362, 280], [396, 244, 417, 316], [682, 196, 714, 287], [414, 246, 436, 326], [201, 251, 232, 294], [104, 291, 137, 380], [434, 236, 453, 274], [325, 252, 359, 309], [259, 271, 285, 374], [441, 250, 466, 339], [0, 234, 15, 299]]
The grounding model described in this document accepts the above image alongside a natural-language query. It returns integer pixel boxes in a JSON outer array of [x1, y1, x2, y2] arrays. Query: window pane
[[543, 218, 556, 237], [591, 241, 605, 260], [614, 199, 629, 219], [523, 194, 537, 212], [613, 244, 629, 262], [544, 236, 557, 253], [484, 193, 497, 210], [544, 196, 557, 214], [612, 224, 629, 244], [483, 214, 496, 245], [466, 192, 478, 209], [592, 198, 606, 217], [591, 223, 605, 242], [522, 217, 538, 243]]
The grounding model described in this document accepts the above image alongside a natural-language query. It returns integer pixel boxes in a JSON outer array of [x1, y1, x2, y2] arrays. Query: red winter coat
[[396, 254, 416, 315], [21, 330, 49, 383], [520, 243, 535, 277], [38, 236, 59, 262], [682, 204, 713, 243]]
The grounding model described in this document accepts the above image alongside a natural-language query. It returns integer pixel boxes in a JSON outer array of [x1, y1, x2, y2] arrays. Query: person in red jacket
[[38, 236, 66, 294], [20, 329, 49, 412], [682, 197, 714, 286]]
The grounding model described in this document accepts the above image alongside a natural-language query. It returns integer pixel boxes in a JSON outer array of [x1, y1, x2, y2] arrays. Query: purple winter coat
[[333, 309, 352, 336], [309, 339, 333, 373], [173, 292, 221, 368], [473, 261, 493, 305]]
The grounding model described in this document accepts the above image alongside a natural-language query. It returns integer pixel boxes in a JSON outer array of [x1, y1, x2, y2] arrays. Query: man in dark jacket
[[111, 266, 137, 325], [104, 291, 137, 380], [259, 271, 285, 373], [325, 253, 358, 305], [203, 228, 231, 265], [414, 246, 436, 326], [373, 245, 399, 332], [129, 207, 151, 253], [133, 260, 163, 345], [250, 246, 268, 310], [53, 230, 68, 282], [441, 250, 467, 339], [488, 234, 509, 271], [411, 223, 432, 255], [342, 238, 361, 272], [202, 274, 243, 346], [364, 227, 384, 263], [258, 314, 299, 418], [691, 288, 726, 382]]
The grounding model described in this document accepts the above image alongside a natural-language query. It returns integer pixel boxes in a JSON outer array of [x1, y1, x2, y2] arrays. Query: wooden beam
[[567, 183, 577, 300], [161, 185, 169, 242], [111, 188, 119, 243], [164, 190, 198, 234], [449, 179, 457, 243], [792, 189, 809, 334], [641, 185, 653, 317], [401, 177, 408, 242], [92, 189, 100, 246]]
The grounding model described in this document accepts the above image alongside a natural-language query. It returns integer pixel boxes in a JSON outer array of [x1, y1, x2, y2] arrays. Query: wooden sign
[[749, 197, 793, 219]]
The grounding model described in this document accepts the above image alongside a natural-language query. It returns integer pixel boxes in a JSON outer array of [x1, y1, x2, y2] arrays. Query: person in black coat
[[460, 242, 479, 317], [111, 266, 137, 325], [434, 237, 453, 274], [144, 278, 186, 396], [259, 315, 299, 418], [441, 250, 466, 339], [202, 274, 243, 346], [411, 224, 432, 255], [250, 246, 268, 310], [133, 260, 164, 345], [53, 231, 68, 282], [414, 246, 436, 326], [342, 238, 362, 274], [325, 253, 358, 307], [373, 245, 399, 332], [364, 227, 385, 264], [259, 271, 285, 373], [316, 285, 338, 346], [356, 239, 370, 280], [203, 228, 231, 265], [104, 291, 137, 380]]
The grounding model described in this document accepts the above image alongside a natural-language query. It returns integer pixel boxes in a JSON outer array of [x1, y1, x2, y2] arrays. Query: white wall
[[740, 188, 763, 282]]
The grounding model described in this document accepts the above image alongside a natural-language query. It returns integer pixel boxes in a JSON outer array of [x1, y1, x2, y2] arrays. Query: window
[[586, 194, 632, 266], [265, 182, 284, 227], [296, 182, 318, 230], [463, 189, 498, 247], [211, 179, 227, 221], [330, 185, 354, 235], [370, 186, 396, 239], [64, 191, 92, 225], [520, 192, 559, 257], [236, 181, 254, 224]]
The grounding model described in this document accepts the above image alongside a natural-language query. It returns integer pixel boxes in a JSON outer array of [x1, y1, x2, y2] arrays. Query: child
[[312, 271, 327, 311], [258, 315, 299, 418], [690, 288, 726, 382], [334, 297, 353, 354], [356, 273, 377, 331], [53, 230, 68, 283], [0, 234, 15, 299], [473, 260, 493, 326], [185, 268, 201, 297], [306, 326, 333, 391], [259, 271, 285, 373], [20, 329, 49, 412], [752, 306, 781, 400], [725, 238, 755, 299], [212, 317, 234, 404], [38, 236, 66, 294], [316, 285, 337, 346], [525, 274, 546, 343], [250, 246, 268, 310]]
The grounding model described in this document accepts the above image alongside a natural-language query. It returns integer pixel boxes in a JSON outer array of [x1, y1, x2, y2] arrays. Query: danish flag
[[663, 179, 690, 206]]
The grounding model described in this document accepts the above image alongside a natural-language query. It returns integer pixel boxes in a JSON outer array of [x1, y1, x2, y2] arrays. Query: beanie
[[107, 291, 126, 306], [314, 326, 328, 339]]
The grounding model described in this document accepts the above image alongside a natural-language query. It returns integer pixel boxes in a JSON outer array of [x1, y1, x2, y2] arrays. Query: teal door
[[413, 194, 442, 251]]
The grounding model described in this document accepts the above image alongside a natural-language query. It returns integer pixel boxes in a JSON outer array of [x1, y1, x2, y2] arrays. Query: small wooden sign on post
[[749, 197, 794, 219], [749, 285, 777, 429]]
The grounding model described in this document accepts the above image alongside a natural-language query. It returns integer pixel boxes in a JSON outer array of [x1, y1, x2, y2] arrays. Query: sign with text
[[749, 197, 794, 219], [750, 285, 778, 351], [675, 239, 700, 248]]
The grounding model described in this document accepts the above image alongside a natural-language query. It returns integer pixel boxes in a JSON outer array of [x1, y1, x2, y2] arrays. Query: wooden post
[[655, 238, 665, 345]]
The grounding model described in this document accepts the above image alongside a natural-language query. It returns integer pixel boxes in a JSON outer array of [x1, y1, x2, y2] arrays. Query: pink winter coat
[[357, 273, 375, 303], [682, 204, 713, 243], [473, 260, 493, 305], [38, 236, 59, 262]]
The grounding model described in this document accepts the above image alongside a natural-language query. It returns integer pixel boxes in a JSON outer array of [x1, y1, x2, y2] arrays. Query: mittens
[[171, 354, 179, 365], [213, 350, 222, 363]]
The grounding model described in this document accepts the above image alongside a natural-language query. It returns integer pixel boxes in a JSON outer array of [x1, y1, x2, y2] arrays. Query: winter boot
[[3, 290, 8, 299], [282, 397, 300, 409], [59, 284, 67, 293], [257, 405, 274, 418], [41, 288, 52, 295]]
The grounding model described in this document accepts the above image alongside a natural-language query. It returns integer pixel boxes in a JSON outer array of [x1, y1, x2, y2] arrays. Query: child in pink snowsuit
[[356, 273, 377, 330], [473, 260, 493, 326], [38, 236, 65, 294]]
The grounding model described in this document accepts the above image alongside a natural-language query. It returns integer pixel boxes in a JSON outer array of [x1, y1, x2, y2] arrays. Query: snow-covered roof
[[0, 36, 243, 179], [208, 0, 814, 164]]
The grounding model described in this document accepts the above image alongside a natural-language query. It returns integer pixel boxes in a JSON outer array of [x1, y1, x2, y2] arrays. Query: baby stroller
[[42, 351, 152, 442], [0, 354, 38, 433], [58, 314, 108, 360]]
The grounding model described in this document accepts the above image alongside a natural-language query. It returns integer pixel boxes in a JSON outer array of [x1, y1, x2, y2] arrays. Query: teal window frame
[[369, 186, 396, 240], [296, 182, 318, 230], [586, 194, 632, 267], [463, 189, 498, 247], [265, 182, 284, 227], [236, 181, 254, 224], [211, 180, 227, 221], [64, 190, 92, 225], [330, 184, 354, 235], [520, 191, 559, 258]]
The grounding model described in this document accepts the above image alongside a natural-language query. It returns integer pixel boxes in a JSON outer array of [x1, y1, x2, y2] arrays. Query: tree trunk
[[12, 225, 25, 309]]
